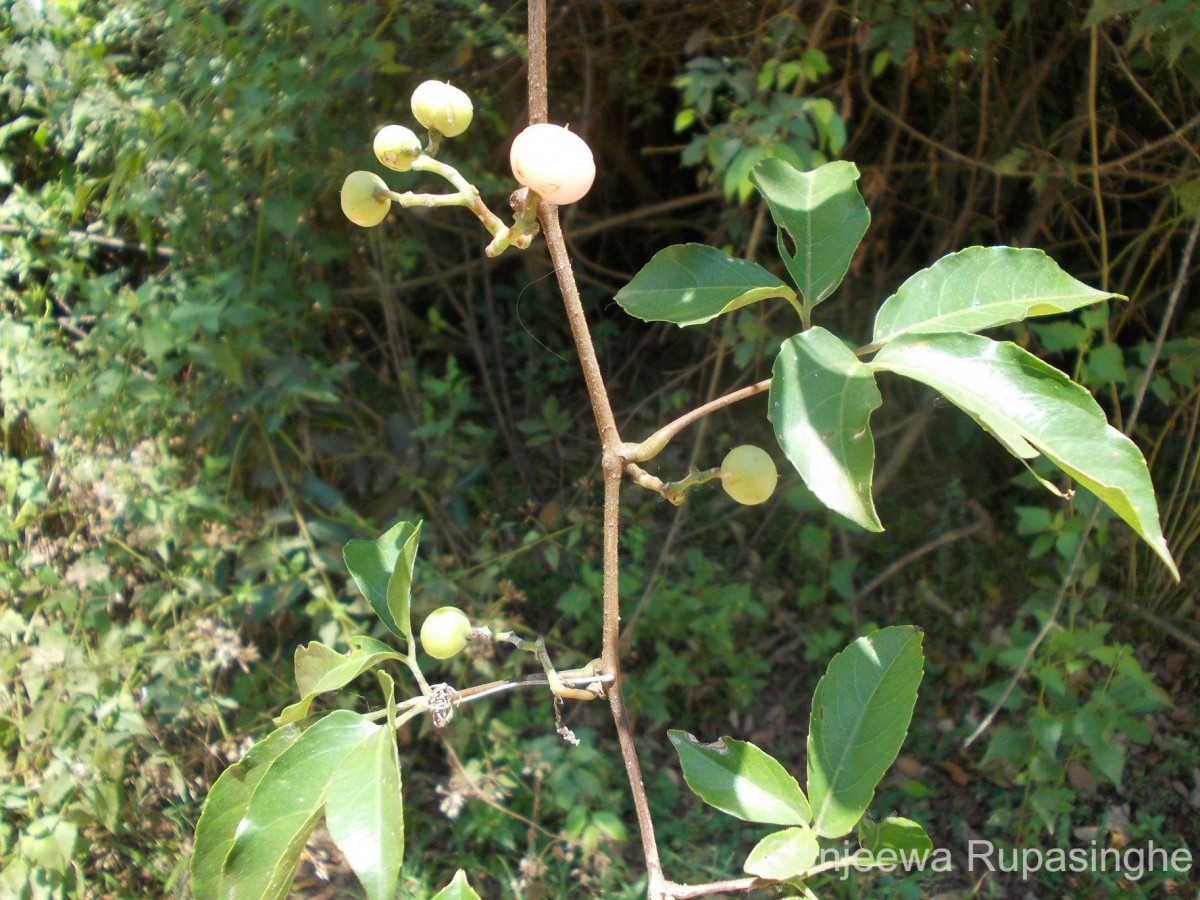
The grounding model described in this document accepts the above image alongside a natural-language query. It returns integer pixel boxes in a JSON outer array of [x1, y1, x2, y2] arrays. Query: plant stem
[[386, 157, 539, 256], [541, 195, 666, 894], [528, 0, 664, 894]]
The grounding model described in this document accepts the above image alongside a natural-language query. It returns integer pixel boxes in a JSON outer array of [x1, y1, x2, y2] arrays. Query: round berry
[[374, 124, 423, 171], [340, 171, 391, 227], [410, 80, 473, 138], [509, 123, 595, 205], [720, 445, 778, 506], [420, 606, 472, 659]]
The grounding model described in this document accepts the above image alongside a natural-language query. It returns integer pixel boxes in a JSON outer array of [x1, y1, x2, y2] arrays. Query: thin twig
[[1088, 26, 1110, 290], [661, 877, 766, 898], [1126, 216, 1200, 433], [851, 512, 991, 606], [0, 222, 176, 257]]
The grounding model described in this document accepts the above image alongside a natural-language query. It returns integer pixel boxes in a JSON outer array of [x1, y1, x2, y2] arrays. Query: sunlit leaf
[[277, 639, 403, 726], [432, 869, 483, 900], [191, 725, 304, 900], [668, 730, 811, 826], [743, 826, 820, 880], [871, 246, 1121, 345], [615, 243, 799, 326], [769, 327, 883, 531], [808, 626, 924, 838], [219, 711, 380, 900], [326, 722, 404, 899], [872, 333, 1179, 579], [749, 159, 870, 311], [343, 520, 422, 640]]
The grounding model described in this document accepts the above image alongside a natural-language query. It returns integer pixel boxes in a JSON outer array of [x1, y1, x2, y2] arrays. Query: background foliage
[[2, 0, 1197, 896]]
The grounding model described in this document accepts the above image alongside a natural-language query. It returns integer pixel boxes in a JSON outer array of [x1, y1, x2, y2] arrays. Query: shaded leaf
[[432, 869, 482, 900], [858, 816, 933, 861], [220, 711, 380, 900], [749, 158, 870, 310], [871, 246, 1121, 344], [668, 730, 811, 826], [191, 724, 303, 900], [615, 243, 798, 326], [743, 826, 820, 880], [769, 327, 883, 531], [871, 333, 1178, 579], [278, 639, 404, 726], [326, 722, 404, 900], [808, 626, 924, 838], [343, 520, 422, 640]]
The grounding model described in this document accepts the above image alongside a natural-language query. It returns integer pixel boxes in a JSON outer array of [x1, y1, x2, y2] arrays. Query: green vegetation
[[2, 1, 1197, 897]]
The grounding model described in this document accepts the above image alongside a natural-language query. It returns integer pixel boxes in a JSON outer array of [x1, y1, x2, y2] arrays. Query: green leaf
[[871, 247, 1122, 345], [614, 243, 799, 327], [325, 721, 404, 900], [858, 816, 933, 861], [219, 711, 381, 900], [769, 327, 883, 531], [1074, 703, 1125, 788], [191, 724, 304, 900], [343, 520, 422, 640], [277, 640, 404, 726], [807, 626, 924, 838], [749, 159, 870, 311], [743, 826, 820, 880], [432, 869, 482, 900], [871, 333, 1179, 579], [667, 730, 811, 826]]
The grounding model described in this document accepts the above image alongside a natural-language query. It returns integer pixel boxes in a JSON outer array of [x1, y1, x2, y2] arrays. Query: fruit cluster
[[341, 80, 595, 232]]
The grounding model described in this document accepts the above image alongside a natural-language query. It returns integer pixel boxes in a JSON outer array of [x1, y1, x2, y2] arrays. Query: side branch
[[627, 378, 771, 463]]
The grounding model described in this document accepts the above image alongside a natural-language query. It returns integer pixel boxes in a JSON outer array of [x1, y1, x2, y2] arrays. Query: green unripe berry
[[510, 123, 595, 205], [720, 445, 778, 506], [420, 606, 472, 659], [374, 124, 423, 171], [410, 80, 473, 138], [340, 171, 390, 227]]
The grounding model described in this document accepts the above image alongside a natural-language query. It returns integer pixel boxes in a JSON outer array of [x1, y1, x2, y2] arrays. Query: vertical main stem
[[540, 206, 664, 894], [528, 1, 663, 894]]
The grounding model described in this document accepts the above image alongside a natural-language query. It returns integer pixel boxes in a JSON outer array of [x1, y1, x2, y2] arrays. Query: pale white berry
[[720, 445, 778, 505], [420, 606, 472, 659], [340, 171, 390, 227], [509, 123, 596, 205], [374, 124, 423, 171], [410, 81, 473, 137]]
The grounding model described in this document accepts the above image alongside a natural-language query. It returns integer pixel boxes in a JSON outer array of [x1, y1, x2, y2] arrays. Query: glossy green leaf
[[871, 246, 1121, 345], [325, 720, 404, 900], [871, 333, 1179, 579], [343, 520, 422, 640], [278, 639, 404, 726], [614, 243, 799, 326], [743, 826, 820, 880], [807, 626, 924, 838], [858, 816, 933, 861], [668, 730, 811, 826], [191, 724, 303, 900], [219, 711, 381, 900], [769, 327, 883, 531], [431, 869, 483, 900], [749, 158, 870, 310]]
